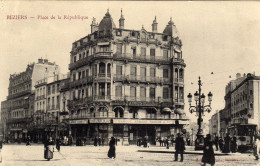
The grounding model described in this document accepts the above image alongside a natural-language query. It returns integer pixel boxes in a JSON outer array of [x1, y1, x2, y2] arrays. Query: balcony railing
[[175, 98, 184, 103], [174, 78, 184, 83], [113, 53, 172, 63], [7, 90, 31, 100], [125, 75, 171, 84]]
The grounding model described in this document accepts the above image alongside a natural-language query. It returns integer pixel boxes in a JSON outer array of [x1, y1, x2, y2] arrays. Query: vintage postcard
[[0, 1, 259, 166]]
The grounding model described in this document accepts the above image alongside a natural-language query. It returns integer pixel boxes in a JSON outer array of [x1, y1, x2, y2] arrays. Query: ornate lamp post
[[187, 76, 213, 150]]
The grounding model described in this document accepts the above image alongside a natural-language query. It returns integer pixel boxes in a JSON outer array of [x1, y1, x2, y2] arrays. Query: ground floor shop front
[[69, 118, 189, 146]]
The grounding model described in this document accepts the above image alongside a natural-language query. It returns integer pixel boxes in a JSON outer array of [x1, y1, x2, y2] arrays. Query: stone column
[[108, 124, 113, 144], [155, 126, 161, 146], [123, 124, 129, 146]]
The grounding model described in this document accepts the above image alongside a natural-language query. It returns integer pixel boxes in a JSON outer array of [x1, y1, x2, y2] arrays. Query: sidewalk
[[137, 145, 241, 156]]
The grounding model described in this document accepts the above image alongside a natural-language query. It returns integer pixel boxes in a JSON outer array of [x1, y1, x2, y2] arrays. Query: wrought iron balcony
[[113, 53, 172, 64], [7, 90, 31, 100]]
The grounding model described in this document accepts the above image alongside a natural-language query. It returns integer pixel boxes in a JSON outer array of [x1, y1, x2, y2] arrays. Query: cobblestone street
[[0, 144, 259, 166]]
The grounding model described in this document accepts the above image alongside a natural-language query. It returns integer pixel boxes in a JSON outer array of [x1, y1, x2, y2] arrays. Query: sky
[[1, 1, 260, 123]]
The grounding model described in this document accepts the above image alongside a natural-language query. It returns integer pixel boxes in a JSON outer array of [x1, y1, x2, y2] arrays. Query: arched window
[[99, 107, 108, 118], [107, 63, 111, 77], [175, 68, 179, 79], [90, 107, 95, 118], [179, 69, 184, 79], [99, 62, 106, 76], [114, 107, 124, 118]]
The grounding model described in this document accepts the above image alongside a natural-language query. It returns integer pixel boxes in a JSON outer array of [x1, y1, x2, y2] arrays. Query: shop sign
[[128, 101, 158, 106], [69, 119, 88, 124], [113, 119, 176, 124], [89, 119, 110, 123]]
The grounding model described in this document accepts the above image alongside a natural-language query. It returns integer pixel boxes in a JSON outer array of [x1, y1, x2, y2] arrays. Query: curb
[[138, 150, 234, 156]]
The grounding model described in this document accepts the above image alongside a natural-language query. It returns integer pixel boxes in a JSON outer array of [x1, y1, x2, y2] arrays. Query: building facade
[[209, 110, 220, 139], [3, 58, 60, 142], [33, 74, 68, 142], [65, 10, 189, 145]]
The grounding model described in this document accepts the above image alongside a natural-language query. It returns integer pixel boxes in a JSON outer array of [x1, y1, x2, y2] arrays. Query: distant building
[[222, 73, 260, 135], [65, 10, 188, 145], [209, 110, 220, 139], [2, 58, 60, 143], [33, 73, 68, 142]]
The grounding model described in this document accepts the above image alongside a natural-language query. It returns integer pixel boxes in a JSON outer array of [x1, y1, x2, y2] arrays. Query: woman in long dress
[[202, 134, 215, 166], [108, 137, 116, 159], [44, 138, 54, 161]]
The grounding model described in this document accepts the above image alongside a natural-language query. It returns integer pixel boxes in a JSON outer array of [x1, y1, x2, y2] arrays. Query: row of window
[[10, 84, 31, 95], [71, 84, 184, 100], [72, 44, 182, 63], [73, 109, 171, 119], [47, 84, 60, 95], [71, 64, 183, 82]]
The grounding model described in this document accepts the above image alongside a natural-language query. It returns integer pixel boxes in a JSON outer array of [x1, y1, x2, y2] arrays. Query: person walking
[[214, 136, 219, 151], [166, 137, 169, 149], [219, 138, 224, 152], [26, 136, 31, 146], [224, 134, 231, 153], [0, 139, 3, 163], [202, 134, 215, 166], [108, 137, 116, 159], [230, 136, 237, 153], [254, 138, 260, 160], [56, 137, 61, 152], [174, 133, 185, 162], [94, 137, 98, 146], [44, 138, 54, 161]]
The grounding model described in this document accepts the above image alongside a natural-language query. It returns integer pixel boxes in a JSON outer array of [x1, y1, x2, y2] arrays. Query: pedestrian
[[102, 137, 104, 146], [174, 133, 185, 162], [219, 138, 224, 152], [44, 138, 54, 161], [166, 137, 169, 149], [230, 136, 237, 153], [0, 139, 3, 163], [98, 137, 101, 146], [94, 137, 97, 146], [108, 137, 116, 159], [159, 137, 162, 146], [214, 135, 219, 151], [254, 138, 260, 160], [224, 134, 231, 153], [26, 136, 31, 146], [56, 137, 61, 152], [202, 134, 215, 166], [143, 137, 147, 148]]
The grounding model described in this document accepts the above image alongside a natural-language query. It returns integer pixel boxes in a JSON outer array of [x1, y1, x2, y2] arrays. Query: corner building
[[66, 10, 188, 145]]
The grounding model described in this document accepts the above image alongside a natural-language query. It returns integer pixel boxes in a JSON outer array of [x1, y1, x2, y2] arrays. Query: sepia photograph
[[0, 1, 260, 165]]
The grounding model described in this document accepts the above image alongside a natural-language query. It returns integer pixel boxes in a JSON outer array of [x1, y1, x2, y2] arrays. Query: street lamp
[[187, 76, 213, 150]]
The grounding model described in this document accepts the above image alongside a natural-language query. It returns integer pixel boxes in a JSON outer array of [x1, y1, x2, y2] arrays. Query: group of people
[[173, 133, 216, 165], [93, 137, 105, 146], [137, 137, 149, 148], [213, 134, 237, 153]]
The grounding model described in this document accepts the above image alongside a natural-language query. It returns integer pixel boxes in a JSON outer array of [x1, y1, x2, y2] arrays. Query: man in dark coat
[[56, 137, 61, 152], [108, 137, 116, 159], [224, 134, 231, 153], [214, 136, 219, 151], [174, 133, 185, 162], [202, 134, 215, 166], [94, 137, 98, 146]]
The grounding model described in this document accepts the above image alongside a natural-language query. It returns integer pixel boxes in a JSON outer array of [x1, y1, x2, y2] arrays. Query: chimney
[[119, 9, 125, 29], [91, 17, 99, 33], [236, 73, 241, 79], [152, 16, 158, 33], [38, 58, 43, 64], [44, 59, 48, 64]]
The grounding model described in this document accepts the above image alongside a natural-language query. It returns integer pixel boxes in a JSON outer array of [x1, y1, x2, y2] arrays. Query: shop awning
[[97, 42, 110, 46], [174, 108, 185, 115], [162, 107, 172, 112]]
